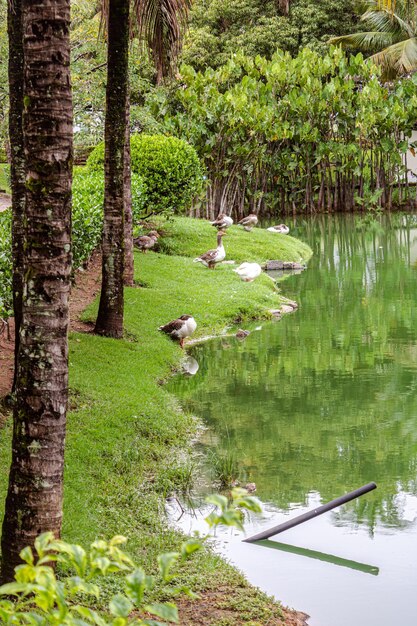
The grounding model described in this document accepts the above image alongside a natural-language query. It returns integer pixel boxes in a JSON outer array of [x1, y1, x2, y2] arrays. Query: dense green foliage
[[0, 168, 147, 318], [182, 0, 361, 70], [0, 0, 7, 146], [153, 48, 417, 217], [0, 209, 11, 320], [72, 168, 146, 269], [87, 135, 204, 216]]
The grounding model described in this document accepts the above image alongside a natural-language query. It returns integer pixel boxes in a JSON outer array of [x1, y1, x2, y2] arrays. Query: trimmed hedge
[[86, 134, 204, 216], [72, 168, 146, 269], [0, 168, 146, 319]]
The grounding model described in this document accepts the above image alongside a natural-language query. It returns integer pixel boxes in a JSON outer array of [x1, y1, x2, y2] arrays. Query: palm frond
[[133, 0, 192, 81], [330, 31, 395, 51], [370, 36, 417, 73], [362, 7, 415, 38]]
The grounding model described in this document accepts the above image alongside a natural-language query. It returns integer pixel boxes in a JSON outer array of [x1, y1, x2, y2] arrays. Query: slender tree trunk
[[95, 0, 130, 337], [123, 89, 134, 287], [8, 0, 25, 394], [1, 0, 73, 583], [278, 0, 290, 16]]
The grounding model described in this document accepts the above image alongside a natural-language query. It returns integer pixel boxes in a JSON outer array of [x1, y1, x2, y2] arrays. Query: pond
[[167, 212, 417, 626]]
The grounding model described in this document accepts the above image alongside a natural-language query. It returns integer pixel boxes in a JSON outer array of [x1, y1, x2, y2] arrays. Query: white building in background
[[406, 130, 417, 182]]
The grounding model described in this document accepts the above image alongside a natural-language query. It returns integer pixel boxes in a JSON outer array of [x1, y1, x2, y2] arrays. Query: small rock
[[265, 260, 306, 271], [244, 483, 256, 493], [270, 309, 282, 318], [280, 304, 296, 314], [236, 329, 250, 339]]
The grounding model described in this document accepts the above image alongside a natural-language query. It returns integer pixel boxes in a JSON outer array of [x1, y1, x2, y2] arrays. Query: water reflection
[[169, 212, 417, 530]]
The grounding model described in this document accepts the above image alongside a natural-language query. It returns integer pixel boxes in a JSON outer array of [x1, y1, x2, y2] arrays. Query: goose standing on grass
[[158, 315, 197, 348], [134, 230, 160, 252], [211, 213, 233, 230], [267, 224, 290, 234], [194, 231, 227, 269], [233, 262, 262, 282], [238, 214, 258, 231]]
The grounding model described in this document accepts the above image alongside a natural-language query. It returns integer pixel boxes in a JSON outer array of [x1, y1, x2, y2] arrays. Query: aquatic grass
[[0, 217, 312, 619], [209, 447, 240, 489]]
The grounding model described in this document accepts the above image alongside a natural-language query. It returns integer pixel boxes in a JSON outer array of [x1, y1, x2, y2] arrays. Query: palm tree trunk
[[95, 0, 130, 337], [8, 0, 25, 394], [123, 89, 134, 287], [1, 0, 73, 583], [278, 0, 290, 16]]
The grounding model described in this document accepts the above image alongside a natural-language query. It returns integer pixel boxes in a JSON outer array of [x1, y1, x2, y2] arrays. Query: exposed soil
[[176, 588, 310, 625], [0, 249, 102, 400], [0, 194, 11, 212]]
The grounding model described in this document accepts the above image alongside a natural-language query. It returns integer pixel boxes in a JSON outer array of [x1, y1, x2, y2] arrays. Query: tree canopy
[[181, 0, 362, 70]]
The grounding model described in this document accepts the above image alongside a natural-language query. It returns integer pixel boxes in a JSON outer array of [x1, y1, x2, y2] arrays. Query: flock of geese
[[134, 212, 290, 347]]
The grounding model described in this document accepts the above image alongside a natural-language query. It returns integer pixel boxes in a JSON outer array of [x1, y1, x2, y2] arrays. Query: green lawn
[[0, 217, 312, 621]]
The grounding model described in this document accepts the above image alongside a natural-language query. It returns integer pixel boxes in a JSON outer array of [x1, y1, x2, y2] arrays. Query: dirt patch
[[176, 587, 309, 625], [0, 194, 11, 212], [0, 251, 102, 399]]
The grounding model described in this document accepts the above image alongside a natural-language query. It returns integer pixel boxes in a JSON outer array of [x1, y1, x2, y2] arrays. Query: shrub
[[72, 168, 146, 269], [0, 209, 12, 320], [86, 134, 204, 217]]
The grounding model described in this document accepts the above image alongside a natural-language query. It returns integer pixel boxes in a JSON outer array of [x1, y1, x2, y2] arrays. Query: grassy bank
[[0, 217, 312, 623]]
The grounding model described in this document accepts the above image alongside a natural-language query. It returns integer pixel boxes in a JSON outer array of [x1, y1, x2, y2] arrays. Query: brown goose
[[134, 230, 160, 252], [193, 231, 227, 269], [158, 315, 197, 348], [211, 213, 233, 230], [238, 214, 258, 231]]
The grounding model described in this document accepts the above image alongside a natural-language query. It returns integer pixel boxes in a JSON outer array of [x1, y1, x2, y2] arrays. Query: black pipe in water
[[243, 482, 377, 543]]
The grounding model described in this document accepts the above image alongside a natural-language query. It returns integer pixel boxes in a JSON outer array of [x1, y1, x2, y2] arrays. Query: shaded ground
[[0, 194, 10, 212]]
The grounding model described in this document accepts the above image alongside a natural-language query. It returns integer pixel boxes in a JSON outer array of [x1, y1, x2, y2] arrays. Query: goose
[[236, 329, 250, 339], [267, 224, 289, 234], [134, 230, 160, 252], [211, 213, 233, 230], [158, 315, 197, 348], [238, 214, 258, 231], [193, 231, 227, 269], [233, 262, 262, 282]]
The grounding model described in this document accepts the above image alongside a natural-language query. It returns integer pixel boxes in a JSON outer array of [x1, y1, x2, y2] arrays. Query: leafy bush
[[0, 490, 261, 625], [72, 168, 146, 269], [0, 168, 147, 318], [87, 135, 204, 216], [0, 209, 12, 320]]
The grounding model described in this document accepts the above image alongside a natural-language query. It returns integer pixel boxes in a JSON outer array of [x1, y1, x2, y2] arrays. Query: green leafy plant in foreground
[[0, 489, 261, 625]]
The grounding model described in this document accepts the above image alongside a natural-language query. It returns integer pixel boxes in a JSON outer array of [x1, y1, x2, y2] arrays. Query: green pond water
[[167, 212, 417, 626]]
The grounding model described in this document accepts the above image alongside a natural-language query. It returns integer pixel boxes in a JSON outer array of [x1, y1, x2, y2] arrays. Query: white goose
[[158, 315, 197, 348], [267, 224, 290, 234], [233, 262, 262, 282]]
